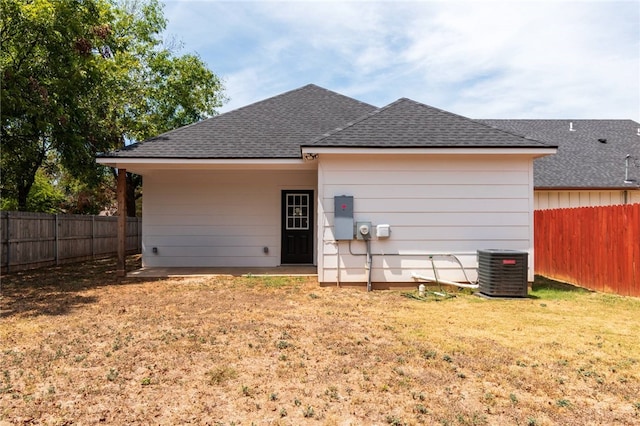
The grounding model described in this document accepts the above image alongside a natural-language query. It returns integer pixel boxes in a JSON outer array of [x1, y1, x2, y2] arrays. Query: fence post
[[6, 211, 10, 273], [92, 215, 95, 259], [139, 217, 142, 252], [55, 213, 59, 266]]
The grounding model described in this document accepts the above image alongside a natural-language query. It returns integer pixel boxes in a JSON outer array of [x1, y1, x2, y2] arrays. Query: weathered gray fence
[[1, 211, 141, 273]]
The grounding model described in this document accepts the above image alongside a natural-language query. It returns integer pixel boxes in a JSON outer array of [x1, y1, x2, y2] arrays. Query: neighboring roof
[[479, 119, 640, 189], [99, 84, 376, 159], [306, 98, 553, 148]]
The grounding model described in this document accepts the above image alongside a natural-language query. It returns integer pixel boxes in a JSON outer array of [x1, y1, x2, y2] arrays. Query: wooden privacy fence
[[1, 211, 141, 273], [535, 204, 639, 297]]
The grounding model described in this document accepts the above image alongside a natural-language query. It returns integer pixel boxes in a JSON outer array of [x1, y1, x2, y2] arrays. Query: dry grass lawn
[[1, 256, 640, 425]]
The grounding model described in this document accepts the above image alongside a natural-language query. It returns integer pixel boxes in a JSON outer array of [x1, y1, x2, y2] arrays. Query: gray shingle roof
[[100, 85, 558, 160], [99, 84, 376, 159], [479, 119, 640, 188], [306, 98, 553, 148]]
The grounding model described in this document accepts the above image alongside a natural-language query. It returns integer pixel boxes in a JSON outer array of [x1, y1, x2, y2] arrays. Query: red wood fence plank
[[534, 204, 640, 297]]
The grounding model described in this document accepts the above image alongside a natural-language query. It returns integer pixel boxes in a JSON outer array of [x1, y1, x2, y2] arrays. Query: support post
[[117, 168, 127, 277]]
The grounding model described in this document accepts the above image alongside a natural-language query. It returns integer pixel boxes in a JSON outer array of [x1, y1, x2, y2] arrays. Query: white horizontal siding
[[321, 212, 530, 227], [144, 213, 277, 227], [317, 154, 535, 284], [327, 198, 529, 213], [142, 169, 316, 267], [324, 184, 529, 199], [148, 256, 281, 268], [322, 226, 530, 241], [323, 170, 529, 185], [321, 253, 481, 284], [144, 225, 276, 237], [319, 156, 528, 171]]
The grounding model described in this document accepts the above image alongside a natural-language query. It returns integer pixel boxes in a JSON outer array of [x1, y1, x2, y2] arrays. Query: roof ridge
[[113, 84, 376, 154], [204, 84, 321, 120], [306, 98, 412, 146], [472, 120, 553, 146], [308, 84, 378, 110], [396, 99, 553, 147], [308, 97, 553, 148], [229, 83, 377, 114], [480, 118, 640, 124]]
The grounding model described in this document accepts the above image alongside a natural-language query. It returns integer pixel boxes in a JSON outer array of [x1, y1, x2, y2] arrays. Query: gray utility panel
[[334, 195, 354, 240]]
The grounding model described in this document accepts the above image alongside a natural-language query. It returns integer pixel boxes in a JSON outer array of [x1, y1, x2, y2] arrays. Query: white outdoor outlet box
[[376, 224, 391, 238]]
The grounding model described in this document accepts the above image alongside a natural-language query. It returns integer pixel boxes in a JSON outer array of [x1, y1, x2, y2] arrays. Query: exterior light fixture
[[304, 153, 318, 160]]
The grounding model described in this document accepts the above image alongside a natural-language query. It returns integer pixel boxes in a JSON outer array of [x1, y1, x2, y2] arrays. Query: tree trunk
[[125, 172, 139, 217], [17, 183, 31, 211], [16, 152, 44, 211]]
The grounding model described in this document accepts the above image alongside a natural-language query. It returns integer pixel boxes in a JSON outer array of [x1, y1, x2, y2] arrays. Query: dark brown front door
[[281, 190, 314, 264]]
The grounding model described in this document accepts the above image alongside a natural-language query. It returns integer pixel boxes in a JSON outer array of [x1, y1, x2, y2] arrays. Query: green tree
[[0, 169, 65, 213], [1, 0, 115, 211], [1, 0, 225, 213]]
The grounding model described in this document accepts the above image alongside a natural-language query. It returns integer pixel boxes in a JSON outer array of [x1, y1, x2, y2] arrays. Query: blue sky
[[161, 0, 640, 121]]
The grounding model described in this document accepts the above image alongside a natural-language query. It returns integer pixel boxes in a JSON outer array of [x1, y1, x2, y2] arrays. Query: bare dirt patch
[[2, 257, 640, 425]]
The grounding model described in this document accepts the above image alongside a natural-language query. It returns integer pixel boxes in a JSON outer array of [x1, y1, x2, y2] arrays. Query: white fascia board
[[302, 147, 557, 157], [95, 157, 315, 173]]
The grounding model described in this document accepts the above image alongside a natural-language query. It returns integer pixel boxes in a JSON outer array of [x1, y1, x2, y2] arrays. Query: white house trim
[[303, 147, 557, 157], [96, 158, 315, 174]]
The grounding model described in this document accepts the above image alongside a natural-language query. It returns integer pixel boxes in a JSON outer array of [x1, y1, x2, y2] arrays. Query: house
[[97, 84, 556, 286], [479, 120, 640, 209]]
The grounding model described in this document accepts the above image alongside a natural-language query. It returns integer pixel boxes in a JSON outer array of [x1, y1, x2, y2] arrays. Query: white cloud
[[161, 0, 640, 120]]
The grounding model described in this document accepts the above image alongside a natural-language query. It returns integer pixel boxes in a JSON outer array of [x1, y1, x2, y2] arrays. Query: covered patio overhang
[[97, 156, 320, 276], [96, 157, 317, 175]]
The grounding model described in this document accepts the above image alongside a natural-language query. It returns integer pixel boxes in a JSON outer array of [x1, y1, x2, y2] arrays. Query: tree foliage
[[1, 0, 225, 212]]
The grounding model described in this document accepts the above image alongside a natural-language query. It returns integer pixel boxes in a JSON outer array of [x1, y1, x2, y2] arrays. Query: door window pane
[[286, 194, 309, 230]]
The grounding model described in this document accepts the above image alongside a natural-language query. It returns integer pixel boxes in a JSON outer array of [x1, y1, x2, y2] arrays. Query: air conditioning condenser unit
[[477, 249, 528, 298]]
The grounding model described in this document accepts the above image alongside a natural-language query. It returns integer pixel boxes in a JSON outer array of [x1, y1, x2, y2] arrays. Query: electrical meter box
[[334, 196, 354, 240], [356, 222, 372, 240]]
